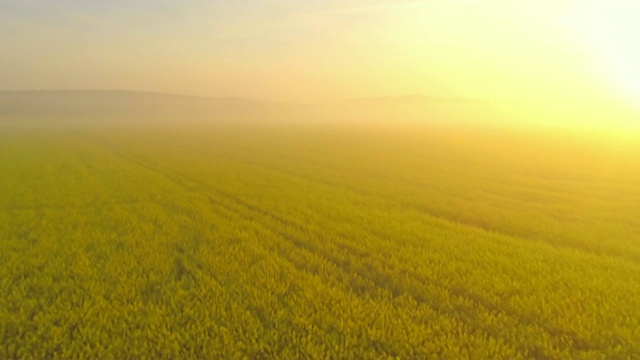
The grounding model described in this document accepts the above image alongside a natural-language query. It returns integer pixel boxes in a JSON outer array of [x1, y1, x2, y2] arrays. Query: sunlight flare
[[566, 1, 640, 107]]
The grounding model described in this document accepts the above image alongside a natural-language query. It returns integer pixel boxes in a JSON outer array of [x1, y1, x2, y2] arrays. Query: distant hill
[[0, 90, 278, 127], [0, 90, 497, 128]]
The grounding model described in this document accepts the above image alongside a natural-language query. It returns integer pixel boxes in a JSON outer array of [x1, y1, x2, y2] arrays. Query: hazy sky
[[1, 0, 639, 111]]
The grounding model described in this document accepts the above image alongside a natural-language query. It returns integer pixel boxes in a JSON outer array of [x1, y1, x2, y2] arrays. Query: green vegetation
[[1, 123, 639, 359]]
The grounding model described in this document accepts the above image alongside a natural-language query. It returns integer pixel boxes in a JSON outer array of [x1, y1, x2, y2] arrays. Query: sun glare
[[566, 1, 640, 107]]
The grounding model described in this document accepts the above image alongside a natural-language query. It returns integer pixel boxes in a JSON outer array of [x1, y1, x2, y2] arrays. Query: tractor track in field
[[77, 133, 604, 357], [62, 133, 278, 339], [68, 134, 313, 341], [166, 140, 611, 211], [165, 140, 640, 266], [95, 135, 604, 356]]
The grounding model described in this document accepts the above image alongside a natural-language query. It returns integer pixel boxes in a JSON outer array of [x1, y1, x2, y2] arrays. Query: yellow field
[[1, 123, 639, 358]]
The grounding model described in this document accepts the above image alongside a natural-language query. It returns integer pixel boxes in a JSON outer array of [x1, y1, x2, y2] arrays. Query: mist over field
[[0, 90, 500, 129], [2, 90, 637, 134], [2, 0, 640, 358]]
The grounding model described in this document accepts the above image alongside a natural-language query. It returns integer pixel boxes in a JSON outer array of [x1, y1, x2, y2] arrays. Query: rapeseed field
[[1, 124, 639, 358]]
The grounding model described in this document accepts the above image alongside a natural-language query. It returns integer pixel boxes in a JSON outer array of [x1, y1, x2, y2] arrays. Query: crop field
[[1, 123, 640, 359]]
